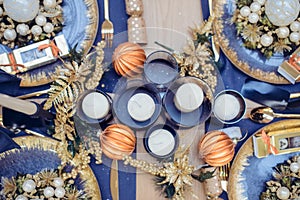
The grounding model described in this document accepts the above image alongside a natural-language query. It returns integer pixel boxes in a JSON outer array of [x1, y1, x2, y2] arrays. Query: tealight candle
[[148, 128, 176, 157], [81, 91, 110, 120], [174, 83, 204, 113], [127, 93, 155, 122], [214, 94, 241, 122]]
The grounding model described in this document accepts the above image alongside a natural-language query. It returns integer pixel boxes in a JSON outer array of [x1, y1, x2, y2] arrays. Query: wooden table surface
[[136, 1, 206, 199]]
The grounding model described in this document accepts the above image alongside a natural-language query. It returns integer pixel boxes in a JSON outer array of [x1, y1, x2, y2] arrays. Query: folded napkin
[[0, 69, 21, 96], [0, 127, 20, 153], [241, 79, 300, 113]]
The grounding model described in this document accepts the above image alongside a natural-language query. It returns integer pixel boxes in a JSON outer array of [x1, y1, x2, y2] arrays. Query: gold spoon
[[250, 106, 300, 123]]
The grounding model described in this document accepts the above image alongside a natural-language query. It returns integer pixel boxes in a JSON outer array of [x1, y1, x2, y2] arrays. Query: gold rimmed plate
[[228, 119, 300, 200], [0, 136, 102, 200], [214, 0, 294, 84], [0, 0, 99, 87]]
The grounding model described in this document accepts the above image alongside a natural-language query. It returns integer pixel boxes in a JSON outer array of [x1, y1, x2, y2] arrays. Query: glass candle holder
[[213, 89, 246, 124], [143, 124, 179, 159], [144, 50, 179, 91], [76, 90, 112, 124]]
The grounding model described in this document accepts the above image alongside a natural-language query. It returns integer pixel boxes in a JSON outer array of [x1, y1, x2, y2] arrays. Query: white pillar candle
[[82, 92, 110, 119], [127, 93, 155, 122], [148, 129, 175, 156], [214, 94, 241, 121], [174, 83, 204, 113]]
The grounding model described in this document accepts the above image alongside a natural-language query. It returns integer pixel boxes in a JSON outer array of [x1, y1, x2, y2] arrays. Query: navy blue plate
[[112, 79, 162, 129], [163, 77, 214, 127]]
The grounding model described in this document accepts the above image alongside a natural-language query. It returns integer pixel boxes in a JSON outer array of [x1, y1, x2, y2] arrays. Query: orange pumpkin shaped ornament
[[112, 42, 146, 78], [100, 124, 136, 160], [198, 131, 235, 167]]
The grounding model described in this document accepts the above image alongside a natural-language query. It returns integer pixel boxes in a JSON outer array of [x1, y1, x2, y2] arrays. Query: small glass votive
[[76, 90, 112, 124], [144, 50, 179, 91], [213, 89, 246, 124], [143, 124, 179, 159]]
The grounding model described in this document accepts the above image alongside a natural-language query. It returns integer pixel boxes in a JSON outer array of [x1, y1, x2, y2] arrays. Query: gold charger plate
[[14, 0, 99, 87], [214, 0, 293, 84], [0, 136, 101, 200], [228, 119, 300, 200]]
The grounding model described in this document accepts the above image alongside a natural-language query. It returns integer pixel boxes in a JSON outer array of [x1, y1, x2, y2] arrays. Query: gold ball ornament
[[100, 124, 136, 160], [112, 42, 146, 77], [198, 131, 235, 167]]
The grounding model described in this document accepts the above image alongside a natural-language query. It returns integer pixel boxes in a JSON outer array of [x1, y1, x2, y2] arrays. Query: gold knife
[[208, 0, 220, 62], [110, 160, 119, 200]]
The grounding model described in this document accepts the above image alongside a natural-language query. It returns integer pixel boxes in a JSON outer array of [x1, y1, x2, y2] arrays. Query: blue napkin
[[0, 69, 21, 96], [0, 127, 20, 153]]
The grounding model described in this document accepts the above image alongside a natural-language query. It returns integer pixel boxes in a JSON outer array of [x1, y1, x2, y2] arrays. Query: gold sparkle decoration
[[156, 16, 218, 93], [41, 41, 105, 172], [123, 148, 195, 199], [241, 24, 262, 44]]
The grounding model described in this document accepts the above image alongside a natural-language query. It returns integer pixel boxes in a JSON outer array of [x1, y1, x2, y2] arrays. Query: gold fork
[[219, 163, 230, 192], [101, 0, 114, 47]]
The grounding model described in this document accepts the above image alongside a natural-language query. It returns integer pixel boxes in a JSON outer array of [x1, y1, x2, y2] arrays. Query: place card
[[278, 47, 300, 84], [253, 127, 300, 158]]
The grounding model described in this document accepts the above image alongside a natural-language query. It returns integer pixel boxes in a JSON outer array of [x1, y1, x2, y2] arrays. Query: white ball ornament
[[54, 187, 66, 198], [290, 162, 300, 172], [35, 15, 47, 26], [43, 0, 57, 9], [16, 195, 28, 200], [3, 0, 40, 23], [240, 6, 251, 17], [43, 22, 54, 33], [290, 32, 300, 43], [250, 2, 261, 12], [16, 24, 29, 36], [260, 34, 273, 47], [255, 0, 266, 5], [31, 25, 42, 36], [290, 21, 300, 32], [276, 187, 290, 200], [53, 177, 64, 188], [22, 179, 36, 193], [265, 0, 300, 26], [277, 27, 290, 38], [43, 186, 55, 198], [4, 29, 17, 41], [248, 13, 259, 24]]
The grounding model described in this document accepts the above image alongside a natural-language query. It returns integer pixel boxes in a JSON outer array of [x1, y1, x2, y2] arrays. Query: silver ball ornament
[[248, 13, 259, 24], [31, 25, 42, 35], [260, 34, 273, 47], [43, 22, 54, 33], [54, 187, 66, 198], [277, 27, 290, 38], [276, 187, 290, 200], [43, 186, 55, 198], [290, 32, 300, 42], [250, 2, 261, 12], [290, 21, 300, 32], [22, 179, 36, 193], [35, 15, 47, 26], [240, 6, 251, 17], [16, 24, 29, 36]]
